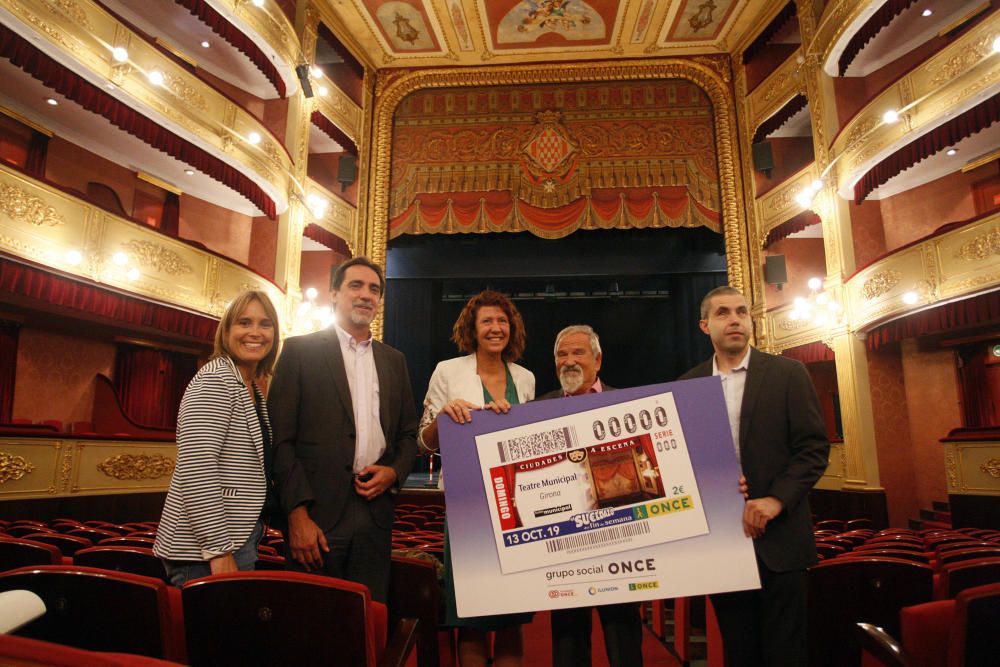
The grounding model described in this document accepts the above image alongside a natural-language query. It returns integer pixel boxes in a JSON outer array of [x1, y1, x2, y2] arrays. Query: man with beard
[[681, 286, 828, 667], [269, 257, 418, 602], [536, 325, 643, 667]]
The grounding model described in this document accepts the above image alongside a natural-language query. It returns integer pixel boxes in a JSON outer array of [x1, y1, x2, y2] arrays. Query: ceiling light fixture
[[112, 47, 129, 62], [126, 268, 141, 281], [65, 250, 83, 265], [993, 36, 1000, 53], [252, 0, 264, 7], [305, 287, 318, 300], [148, 70, 165, 86], [310, 66, 323, 78], [200, 41, 210, 48], [306, 193, 328, 219], [902, 291, 919, 305], [882, 109, 899, 124], [184, 169, 195, 175], [946, 148, 957, 156], [247, 132, 262, 145], [318, 86, 329, 97], [112, 252, 129, 266], [45, 98, 58, 106], [921, 9, 932, 17]]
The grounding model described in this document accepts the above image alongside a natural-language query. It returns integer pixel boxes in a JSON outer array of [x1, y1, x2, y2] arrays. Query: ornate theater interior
[[1, 0, 999, 572]]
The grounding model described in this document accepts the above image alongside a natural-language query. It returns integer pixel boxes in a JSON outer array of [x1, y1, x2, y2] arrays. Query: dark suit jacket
[[681, 348, 829, 572], [267, 328, 418, 532]]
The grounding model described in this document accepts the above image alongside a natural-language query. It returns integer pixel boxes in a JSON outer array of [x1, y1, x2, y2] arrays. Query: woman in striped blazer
[[153, 289, 280, 586]]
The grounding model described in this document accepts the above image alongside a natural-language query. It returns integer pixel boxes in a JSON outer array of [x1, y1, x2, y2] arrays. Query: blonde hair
[[212, 290, 280, 378]]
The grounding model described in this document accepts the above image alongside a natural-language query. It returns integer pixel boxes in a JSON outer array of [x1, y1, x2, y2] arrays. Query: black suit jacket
[[536, 382, 615, 402], [681, 348, 829, 572], [267, 328, 418, 531]]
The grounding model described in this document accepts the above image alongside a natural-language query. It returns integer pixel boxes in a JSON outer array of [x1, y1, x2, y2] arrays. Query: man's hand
[[288, 505, 329, 570], [209, 552, 238, 575], [738, 475, 749, 499], [743, 496, 783, 539], [354, 464, 397, 500]]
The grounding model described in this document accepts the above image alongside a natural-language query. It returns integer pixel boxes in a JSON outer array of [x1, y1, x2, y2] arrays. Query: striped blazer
[[153, 356, 268, 561]]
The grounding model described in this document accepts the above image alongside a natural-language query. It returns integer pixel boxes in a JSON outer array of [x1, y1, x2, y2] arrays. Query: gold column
[[273, 2, 320, 309], [796, 0, 881, 489]]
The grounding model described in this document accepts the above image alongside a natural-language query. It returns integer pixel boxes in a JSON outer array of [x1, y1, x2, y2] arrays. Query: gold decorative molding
[[755, 164, 819, 241], [955, 226, 1000, 261], [981, 457, 1000, 478], [747, 50, 803, 132], [0, 451, 36, 484], [369, 58, 750, 327], [304, 178, 357, 245], [942, 440, 1000, 495], [96, 453, 175, 481], [815, 0, 881, 77], [315, 87, 364, 147], [0, 183, 65, 227], [861, 270, 901, 300], [122, 239, 193, 276]]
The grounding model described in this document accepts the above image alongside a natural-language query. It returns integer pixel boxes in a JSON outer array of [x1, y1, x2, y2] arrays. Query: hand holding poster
[[440, 377, 760, 617]]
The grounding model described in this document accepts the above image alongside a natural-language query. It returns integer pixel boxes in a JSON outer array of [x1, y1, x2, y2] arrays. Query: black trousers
[[285, 493, 392, 603], [709, 562, 807, 667], [551, 602, 643, 667]]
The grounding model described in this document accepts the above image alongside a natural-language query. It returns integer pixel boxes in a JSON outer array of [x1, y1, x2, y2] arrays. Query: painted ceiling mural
[[330, 0, 762, 65], [388, 79, 721, 239]]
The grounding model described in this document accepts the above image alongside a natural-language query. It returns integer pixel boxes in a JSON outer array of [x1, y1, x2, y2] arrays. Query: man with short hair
[[681, 286, 829, 667], [269, 257, 418, 602], [537, 324, 644, 667]]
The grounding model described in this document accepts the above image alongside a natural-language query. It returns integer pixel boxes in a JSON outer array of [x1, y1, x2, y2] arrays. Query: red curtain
[[310, 111, 358, 154], [174, 0, 285, 98], [854, 93, 1000, 204], [114, 343, 197, 429], [24, 132, 48, 178], [752, 94, 809, 144], [866, 291, 1000, 351], [0, 25, 276, 219], [839, 0, 920, 75], [0, 257, 219, 341], [303, 223, 351, 256], [742, 2, 797, 64], [781, 341, 835, 364], [0, 320, 19, 423], [764, 210, 821, 248], [958, 348, 997, 427]]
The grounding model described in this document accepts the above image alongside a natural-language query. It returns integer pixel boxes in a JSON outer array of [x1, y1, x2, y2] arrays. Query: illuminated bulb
[[794, 297, 807, 307], [148, 70, 164, 86], [45, 98, 58, 106], [994, 36, 1000, 53], [247, 132, 262, 145], [946, 149, 957, 156], [184, 169, 195, 175], [794, 190, 813, 208], [810, 179, 823, 192], [310, 66, 323, 78], [816, 293, 830, 306], [112, 47, 129, 63], [65, 250, 83, 265], [126, 268, 140, 281], [306, 193, 328, 218], [200, 41, 210, 48], [305, 287, 318, 300], [902, 291, 919, 305], [882, 109, 899, 124], [807, 277, 823, 290], [251, 0, 264, 6], [922, 9, 932, 17], [318, 86, 329, 97], [112, 252, 129, 266]]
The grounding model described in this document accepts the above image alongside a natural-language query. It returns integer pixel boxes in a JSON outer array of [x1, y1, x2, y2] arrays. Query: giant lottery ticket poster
[[439, 377, 761, 617]]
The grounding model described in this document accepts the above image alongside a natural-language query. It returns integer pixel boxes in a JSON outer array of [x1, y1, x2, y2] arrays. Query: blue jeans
[[163, 521, 263, 587]]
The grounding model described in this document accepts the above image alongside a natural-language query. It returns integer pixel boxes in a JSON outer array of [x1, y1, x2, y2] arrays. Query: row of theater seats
[[393, 504, 445, 558]]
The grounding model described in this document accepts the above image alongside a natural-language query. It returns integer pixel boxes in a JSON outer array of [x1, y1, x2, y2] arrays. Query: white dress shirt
[[712, 346, 752, 466], [333, 322, 387, 473]]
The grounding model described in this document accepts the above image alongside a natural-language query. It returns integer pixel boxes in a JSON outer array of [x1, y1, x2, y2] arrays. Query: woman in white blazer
[[153, 289, 280, 586], [419, 290, 534, 667]]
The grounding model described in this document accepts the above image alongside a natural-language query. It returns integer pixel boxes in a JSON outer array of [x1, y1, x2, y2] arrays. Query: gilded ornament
[[97, 454, 175, 481], [955, 227, 1000, 261], [160, 72, 208, 111], [862, 270, 901, 300], [929, 36, 991, 86], [944, 450, 959, 490], [778, 318, 810, 331], [0, 183, 65, 227], [0, 452, 36, 484], [121, 240, 193, 275], [980, 458, 1000, 478], [40, 0, 91, 30]]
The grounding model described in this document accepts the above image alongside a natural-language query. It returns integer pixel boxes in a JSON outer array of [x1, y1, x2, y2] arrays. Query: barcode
[[497, 426, 577, 463], [544, 522, 651, 553]]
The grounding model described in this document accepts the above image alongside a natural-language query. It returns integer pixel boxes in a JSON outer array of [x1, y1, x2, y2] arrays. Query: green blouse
[[482, 364, 519, 405]]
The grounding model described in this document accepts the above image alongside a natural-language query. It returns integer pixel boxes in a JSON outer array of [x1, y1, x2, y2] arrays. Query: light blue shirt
[[712, 346, 751, 466]]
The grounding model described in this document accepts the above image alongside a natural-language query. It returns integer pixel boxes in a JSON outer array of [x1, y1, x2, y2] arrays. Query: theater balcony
[[0, 0, 293, 220]]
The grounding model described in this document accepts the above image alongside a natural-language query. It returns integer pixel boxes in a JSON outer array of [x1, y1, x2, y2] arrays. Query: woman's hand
[[440, 399, 482, 424], [209, 552, 238, 575], [483, 399, 512, 414]]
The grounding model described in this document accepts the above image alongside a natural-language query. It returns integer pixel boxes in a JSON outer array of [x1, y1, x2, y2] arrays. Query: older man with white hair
[[536, 324, 643, 667]]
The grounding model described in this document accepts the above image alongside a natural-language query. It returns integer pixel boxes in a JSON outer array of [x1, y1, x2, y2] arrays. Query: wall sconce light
[[789, 277, 842, 326]]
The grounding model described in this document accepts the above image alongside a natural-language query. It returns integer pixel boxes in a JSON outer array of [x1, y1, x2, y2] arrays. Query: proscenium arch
[[366, 59, 750, 337]]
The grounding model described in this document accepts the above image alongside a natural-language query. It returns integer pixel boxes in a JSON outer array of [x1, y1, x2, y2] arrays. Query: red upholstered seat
[[389, 555, 440, 667], [73, 546, 169, 583], [181, 570, 414, 667], [0, 537, 62, 571], [0, 565, 185, 662], [24, 532, 92, 557], [0, 634, 184, 666], [935, 557, 1000, 599]]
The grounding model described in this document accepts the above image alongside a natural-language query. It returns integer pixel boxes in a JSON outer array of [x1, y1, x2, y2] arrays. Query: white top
[[333, 322, 387, 473], [712, 346, 752, 466]]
